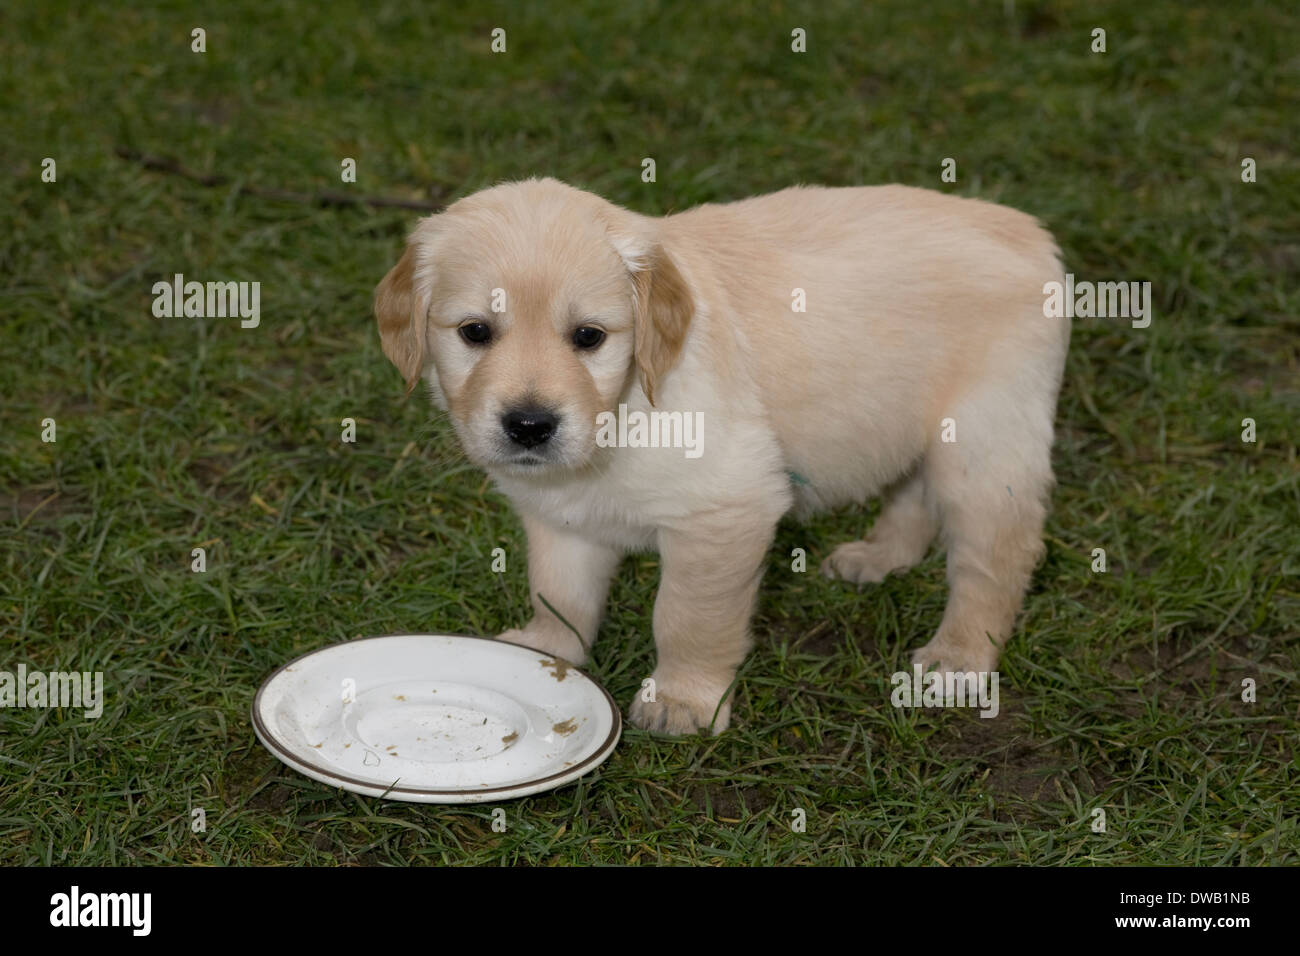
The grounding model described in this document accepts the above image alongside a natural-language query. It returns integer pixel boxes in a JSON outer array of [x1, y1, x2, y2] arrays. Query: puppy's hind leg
[[821, 470, 939, 585], [913, 383, 1055, 674]]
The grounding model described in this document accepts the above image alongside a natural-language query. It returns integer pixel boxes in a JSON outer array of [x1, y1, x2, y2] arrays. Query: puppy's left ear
[[629, 246, 694, 406], [374, 241, 429, 395]]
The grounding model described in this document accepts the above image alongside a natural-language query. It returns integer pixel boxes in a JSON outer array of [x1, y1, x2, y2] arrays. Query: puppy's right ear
[[374, 242, 428, 395]]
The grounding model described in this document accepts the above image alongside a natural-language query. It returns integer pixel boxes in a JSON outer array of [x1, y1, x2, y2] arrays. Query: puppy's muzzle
[[501, 408, 558, 449]]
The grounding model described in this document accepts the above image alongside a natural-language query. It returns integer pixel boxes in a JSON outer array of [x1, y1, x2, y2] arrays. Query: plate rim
[[251, 632, 622, 800]]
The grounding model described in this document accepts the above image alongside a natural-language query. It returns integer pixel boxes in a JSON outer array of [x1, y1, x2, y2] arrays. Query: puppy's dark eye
[[459, 322, 493, 345], [572, 326, 605, 350]]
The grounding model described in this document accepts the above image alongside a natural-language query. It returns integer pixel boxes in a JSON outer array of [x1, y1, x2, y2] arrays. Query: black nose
[[501, 409, 558, 448]]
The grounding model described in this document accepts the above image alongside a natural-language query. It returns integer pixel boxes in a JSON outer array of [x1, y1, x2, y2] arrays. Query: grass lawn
[[1, 0, 1296, 865]]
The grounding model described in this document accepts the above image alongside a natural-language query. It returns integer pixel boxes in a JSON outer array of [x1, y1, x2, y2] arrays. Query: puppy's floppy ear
[[374, 241, 429, 395], [629, 246, 694, 407]]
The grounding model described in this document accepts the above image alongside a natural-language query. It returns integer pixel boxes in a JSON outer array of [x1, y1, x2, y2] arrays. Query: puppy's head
[[375, 178, 692, 475]]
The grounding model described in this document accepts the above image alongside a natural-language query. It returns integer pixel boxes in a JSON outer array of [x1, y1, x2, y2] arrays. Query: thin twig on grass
[[114, 147, 446, 212]]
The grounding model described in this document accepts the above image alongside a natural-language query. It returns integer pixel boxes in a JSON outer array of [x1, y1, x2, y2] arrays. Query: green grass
[[2, 0, 1297, 865]]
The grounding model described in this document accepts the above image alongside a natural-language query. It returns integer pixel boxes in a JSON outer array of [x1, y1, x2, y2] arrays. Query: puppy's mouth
[[503, 452, 549, 467], [485, 447, 588, 479]]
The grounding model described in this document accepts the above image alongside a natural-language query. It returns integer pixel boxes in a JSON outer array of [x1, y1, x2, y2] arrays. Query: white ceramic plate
[[252, 634, 621, 803]]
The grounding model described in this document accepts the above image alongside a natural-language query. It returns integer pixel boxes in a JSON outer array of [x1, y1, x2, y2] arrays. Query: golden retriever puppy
[[375, 178, 1068, 735]]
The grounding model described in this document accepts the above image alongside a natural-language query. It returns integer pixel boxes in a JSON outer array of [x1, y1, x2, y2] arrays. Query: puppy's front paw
[[628, 678, 732, 736], [911, 634, 999, 675], [495, 625, 587, 665]]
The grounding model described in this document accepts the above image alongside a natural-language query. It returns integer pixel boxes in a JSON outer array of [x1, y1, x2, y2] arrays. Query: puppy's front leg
[[496, 512, 622, 665], [630, 513, 777, 735]]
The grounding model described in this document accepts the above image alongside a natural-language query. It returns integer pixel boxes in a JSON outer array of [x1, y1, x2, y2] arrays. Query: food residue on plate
[[540, 658, 573, 681], [552, 718, 578, 736]]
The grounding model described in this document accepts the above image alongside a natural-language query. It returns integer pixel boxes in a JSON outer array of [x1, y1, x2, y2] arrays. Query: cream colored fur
[[375, 177, 1069, 735]]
